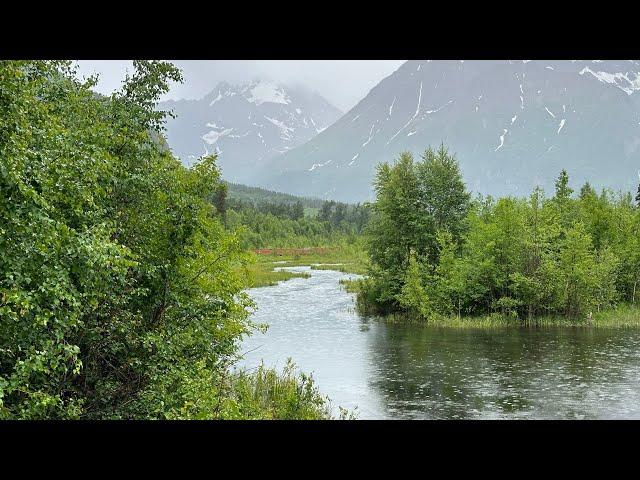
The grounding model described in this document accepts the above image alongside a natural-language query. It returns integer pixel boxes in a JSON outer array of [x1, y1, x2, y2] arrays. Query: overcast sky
[[74, 60, 405, 112]]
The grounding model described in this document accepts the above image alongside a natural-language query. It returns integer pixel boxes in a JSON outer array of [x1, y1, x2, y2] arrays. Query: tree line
[[360, 145, 640, 322], [212, 188, 371, 249]]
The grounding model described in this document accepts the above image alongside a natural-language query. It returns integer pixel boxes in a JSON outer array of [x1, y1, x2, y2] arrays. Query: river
[[236, 265, 640, 419]]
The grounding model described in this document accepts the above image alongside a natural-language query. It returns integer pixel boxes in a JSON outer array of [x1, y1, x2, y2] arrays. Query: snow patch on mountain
[[495, 129, 508, 151], [159, 80, 341, 182], [245, 81, 290, 105], [308, 159, 332, 171], [362, 124, 376, 147], [203, 127, 233, 145], [424, 100, 453, 115], [209, 92, 222, 106], [579, 67, 640, 95], [557, 119, 566, 134], [388, 82, 423, 144], [265, 116, 294, 139]]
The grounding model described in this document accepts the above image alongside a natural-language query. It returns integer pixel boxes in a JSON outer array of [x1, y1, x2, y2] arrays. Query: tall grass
[[241, 262, 311, 288], [360, 305, 640, 329], [227, 360, 356, 419], [245, 244, 369, 288], [255, 242, 369, 275]]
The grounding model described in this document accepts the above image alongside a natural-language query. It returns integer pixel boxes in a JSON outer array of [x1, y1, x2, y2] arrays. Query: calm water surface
[[237, 266, 640, 419]]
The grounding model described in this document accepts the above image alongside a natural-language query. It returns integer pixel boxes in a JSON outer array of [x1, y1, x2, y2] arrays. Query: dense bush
[[226, 201, 369, 249], [361, 146, 640, 322], [0, 60, 330, 419]]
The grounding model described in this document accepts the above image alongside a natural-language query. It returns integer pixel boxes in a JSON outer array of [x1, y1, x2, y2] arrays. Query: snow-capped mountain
[[159, 80, 342, 182], [253, 60, 640, 202]]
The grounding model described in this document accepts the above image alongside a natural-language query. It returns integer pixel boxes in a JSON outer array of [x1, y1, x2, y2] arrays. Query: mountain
[[252, 60, 640, 203], [158, 80, 342, 182]]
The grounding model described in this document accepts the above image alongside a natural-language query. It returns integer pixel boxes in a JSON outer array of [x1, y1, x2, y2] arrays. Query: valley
[[4, 59, 640, 421]]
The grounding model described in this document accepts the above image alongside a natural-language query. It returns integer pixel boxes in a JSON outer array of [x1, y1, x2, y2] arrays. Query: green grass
[[242, 262, 311, 288], [590, 304, 640, 327], [359, 305, 640, 329], [339, 278, 361, 293], [253, 243, 369, 278], [226, 360, 333, 420]]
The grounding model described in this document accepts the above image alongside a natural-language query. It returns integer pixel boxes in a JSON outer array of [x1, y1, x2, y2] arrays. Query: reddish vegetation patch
[[254, 247, 338, 256]]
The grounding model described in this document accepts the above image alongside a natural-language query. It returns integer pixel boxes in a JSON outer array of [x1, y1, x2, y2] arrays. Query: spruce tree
[[580, 181, 596, 200], [555, 169, 573, 200]]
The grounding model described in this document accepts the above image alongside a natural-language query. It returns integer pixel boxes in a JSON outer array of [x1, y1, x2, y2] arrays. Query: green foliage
[[225, 182, 324, 209], [554, 169, 573, 201], [365, 146, 471, 311], [0, 60, 330, 420], [361, 149, 640, 324], [397, 254, 431, 318], [226, 197, 370, 250], [215, 360, 332, 420]]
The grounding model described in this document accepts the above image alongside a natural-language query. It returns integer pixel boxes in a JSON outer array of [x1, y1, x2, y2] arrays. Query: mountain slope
[[159, 80, 342, 182], [253, 60, 640, 202]]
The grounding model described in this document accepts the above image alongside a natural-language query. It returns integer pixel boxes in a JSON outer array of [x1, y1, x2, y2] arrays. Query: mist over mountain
[[252, 60, 640, 202], [158, 80, 342, 182]]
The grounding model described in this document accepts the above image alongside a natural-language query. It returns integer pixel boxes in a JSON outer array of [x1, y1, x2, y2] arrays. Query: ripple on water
[[237, 266, 640, 419]]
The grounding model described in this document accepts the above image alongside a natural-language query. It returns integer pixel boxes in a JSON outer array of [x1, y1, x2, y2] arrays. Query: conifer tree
[[555, 169, 573, 200]]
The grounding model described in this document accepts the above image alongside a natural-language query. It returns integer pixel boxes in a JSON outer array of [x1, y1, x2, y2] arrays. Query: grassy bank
[[257, 243, 368, 274], [244, 244, 368, 288], [355, 302, 640, 329], [242, 262, 311, 288], [224, 360, 331, 419], [227, 360, 357, 420]]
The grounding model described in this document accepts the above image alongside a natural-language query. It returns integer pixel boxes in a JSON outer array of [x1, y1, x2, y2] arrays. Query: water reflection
[[238, 266, 640, 419]]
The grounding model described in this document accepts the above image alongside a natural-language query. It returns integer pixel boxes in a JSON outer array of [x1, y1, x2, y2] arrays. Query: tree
[[580, 181, 596, 201], [332, 202, 347, 226], [397, 254, 431, 319], [414, 145, 471, 263], [360, 159, 639, 323], [557, 223, 597, 318], [366, 152, 421, 306], [291, 201, 305, 220], [592, 246, 619, 312], [636, 182, 640, 208], [553, 169, 576, 230], [318, 201, 335, 222], [555, 169, 573, 201], [211, 181, 228, 220], [0, 61, 256, 419], [364, 146, 470, 312]]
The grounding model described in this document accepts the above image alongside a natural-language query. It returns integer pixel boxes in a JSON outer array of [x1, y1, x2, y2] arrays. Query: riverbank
[[244, 244, 368, 287], [376, 308, 640, 328], [371, 305, 640, 329], [341, 279, 640, 328], [239, 260, 640, 419], [243, 262, 311, 288], [248, 261, 640, 328]]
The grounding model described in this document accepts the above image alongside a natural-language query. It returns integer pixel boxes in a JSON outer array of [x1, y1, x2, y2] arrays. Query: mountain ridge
[[251, 60, 640, 202], [159, 79, 342, 183]]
